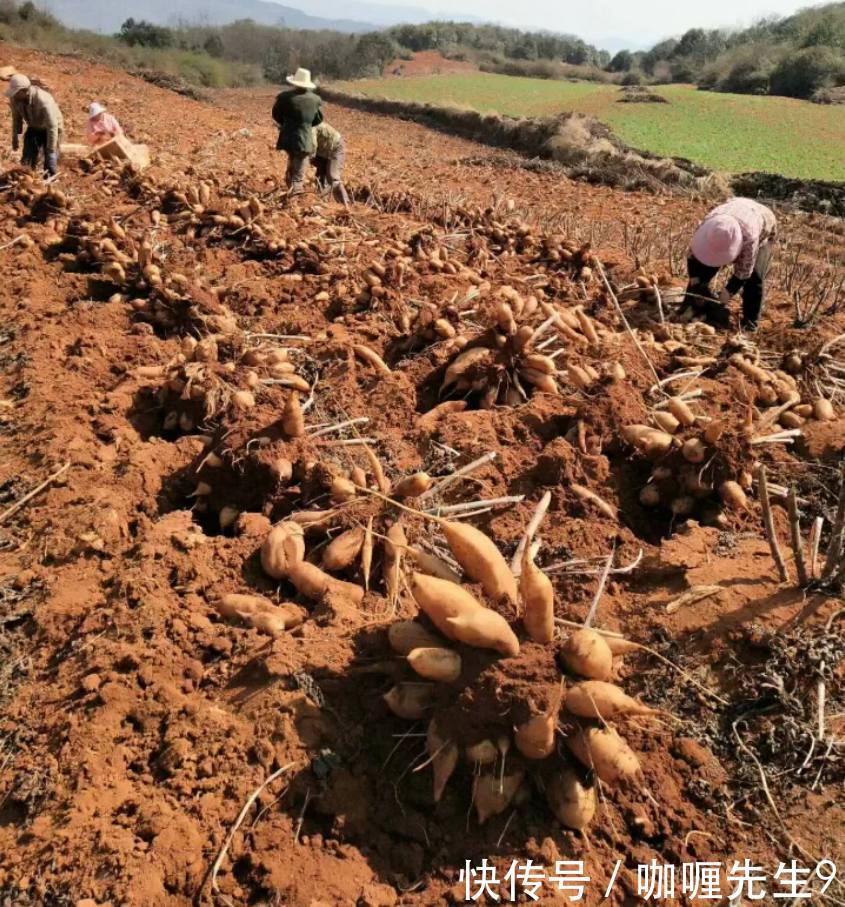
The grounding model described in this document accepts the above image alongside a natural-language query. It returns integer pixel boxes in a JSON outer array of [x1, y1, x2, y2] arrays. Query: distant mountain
[[41, 0, 377, 34], [41, 0, 488, 34], [305, 0, 486, 26]]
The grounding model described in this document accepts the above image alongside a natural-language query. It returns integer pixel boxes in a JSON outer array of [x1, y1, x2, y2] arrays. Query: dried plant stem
[[308, 417, 369, 438], [758, 466, 789, 583], [210, 762, 296, 894], [584, 549, 614, 628], [808, 516, 824, 580], [511, 491, 552, 576], [418, 451, 497, 501], [787, 486, 809, 587], [0, 462, 70, 525], [425, 495, 524, 516], [822, 462, 845, 580]]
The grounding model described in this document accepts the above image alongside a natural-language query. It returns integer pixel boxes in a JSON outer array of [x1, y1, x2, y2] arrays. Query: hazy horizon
[[306, 0, 832, 46]]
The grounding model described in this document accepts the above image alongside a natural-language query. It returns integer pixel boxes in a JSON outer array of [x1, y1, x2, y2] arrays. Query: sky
[[420, 0, 821, 46]]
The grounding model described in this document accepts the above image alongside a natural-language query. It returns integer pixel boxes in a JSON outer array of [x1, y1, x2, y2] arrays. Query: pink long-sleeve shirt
[[698, 198, 777, 280], [86, 113, 122, 146]]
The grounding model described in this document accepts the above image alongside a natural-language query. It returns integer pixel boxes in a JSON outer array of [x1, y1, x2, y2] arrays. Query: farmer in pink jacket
[[86, 101, 123, 146], [685, 198, 777, 332]]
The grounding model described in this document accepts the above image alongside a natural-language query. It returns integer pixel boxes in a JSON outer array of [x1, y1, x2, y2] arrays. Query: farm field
[[335, 72, 845, 182], [0, 46, 844, 907]]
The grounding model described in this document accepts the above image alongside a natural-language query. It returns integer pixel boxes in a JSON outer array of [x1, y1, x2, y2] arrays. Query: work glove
[[45, 152, 58, 176]]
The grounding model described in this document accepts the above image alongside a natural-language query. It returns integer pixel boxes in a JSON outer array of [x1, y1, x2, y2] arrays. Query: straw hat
[[690, 214, 742, 267], [4, 73, 30, 98], [0, 65, 16, 81], [286, 67, 316, 90], [89, 101, 106, 118]]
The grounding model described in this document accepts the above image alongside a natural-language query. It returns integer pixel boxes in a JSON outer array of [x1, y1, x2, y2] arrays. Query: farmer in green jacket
[[271, 67, 323, 196], [6, 73, 64, 176]]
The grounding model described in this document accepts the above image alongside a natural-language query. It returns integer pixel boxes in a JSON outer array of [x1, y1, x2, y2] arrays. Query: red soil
[[383, 51, 476, 78], [0, 45, 842, 907]]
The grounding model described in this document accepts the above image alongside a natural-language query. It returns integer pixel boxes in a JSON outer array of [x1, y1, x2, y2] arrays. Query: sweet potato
[[520, 547, 554, 644], [653, 411, 680, 434], [214, 592, 272, 620], [571, 483, 618, 520], [566, 726, 640, 785], [446, 610, 520, 657], [465, 739, 498, 764], [514, 712, 556, 759], [682, 438, 707, 464], [388, 620, 444, 655], [408, 647, 462, 683], [574, 307, 600, 346], [287, 561, 364, 606], [427, 720, 458, 802], [814, 398, 835, 421], [639, 484, 661, 507], [417, 400, 468, 430], [354, 344, 391, 375], [322, 527, 365, 571], [383, 521, 406, 606], [442, 348, 491, 392], [260, 522, 305, 579], [546, 767, 596, 830], [410, 547, 461, 584], [565, 681, 656, 719], [441, 521, 518, 605], [410, 572, 483, 637], [559, 629, 613, 680], [361, 517, 374, 591], [473, 769, 524, 824], [667, 397, 696, 427], [231, 389, 255, 410], [719, 480, 748, 512], [330, 477, 357, 504], [393, 472, 431, 498], [282, 391, 304, 438], [383, 683, 435, 720], [621, 424, 674, 458], [567, 364, 594, 391]]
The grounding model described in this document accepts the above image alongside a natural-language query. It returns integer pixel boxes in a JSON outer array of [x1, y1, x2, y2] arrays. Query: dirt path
[[0, 46, 843, 907]]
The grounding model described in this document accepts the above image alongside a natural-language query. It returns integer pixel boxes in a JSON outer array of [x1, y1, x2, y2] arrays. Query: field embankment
[[334, 72, 845, 183]]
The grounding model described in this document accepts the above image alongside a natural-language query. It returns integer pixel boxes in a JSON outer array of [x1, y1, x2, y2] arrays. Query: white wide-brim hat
[[286, 67, 316, 90], [5, 73, 30, 98], [89, 101, 106, 117]]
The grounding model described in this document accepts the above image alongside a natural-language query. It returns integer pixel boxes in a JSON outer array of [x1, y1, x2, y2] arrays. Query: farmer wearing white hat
[[6, 73, 64, 176], [86, 101, 123, 147], [271, 67, 323, 196], [685, 198, 777, 332]]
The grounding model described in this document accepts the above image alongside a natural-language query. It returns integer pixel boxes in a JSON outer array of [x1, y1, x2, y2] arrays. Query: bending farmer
[[6, 73, 64, 177], [86, 101, 123, 146], [685, 198, 777, 332], [312, 121, 349, 205], [272, 67, 322, 196]]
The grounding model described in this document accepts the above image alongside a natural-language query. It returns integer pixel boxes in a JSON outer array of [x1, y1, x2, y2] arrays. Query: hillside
[[0, 44, 843, 907]]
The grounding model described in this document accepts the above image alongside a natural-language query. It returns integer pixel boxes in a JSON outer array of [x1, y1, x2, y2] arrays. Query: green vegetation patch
[[336, 73, 845, 182]]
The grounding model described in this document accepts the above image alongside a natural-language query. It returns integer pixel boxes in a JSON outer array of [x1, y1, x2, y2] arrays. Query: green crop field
[[334, 73, 845, 182]]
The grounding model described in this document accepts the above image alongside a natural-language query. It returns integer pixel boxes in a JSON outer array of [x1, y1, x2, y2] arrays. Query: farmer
[[685, 197, 777, 332], [86, 101, 123, 146], [271, 67, 323, 196], [312, 121, 349, 205], [6, 73, 64, 177]]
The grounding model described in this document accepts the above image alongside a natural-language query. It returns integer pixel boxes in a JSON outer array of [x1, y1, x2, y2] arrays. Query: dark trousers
[[22, 127, 48, 170], [684, 240, 773, 328]]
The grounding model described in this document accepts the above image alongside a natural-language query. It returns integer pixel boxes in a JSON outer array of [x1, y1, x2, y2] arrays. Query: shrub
[[620, 70, 643, 86], [769, 45, 845, 98], [118, 18, 174, 49], [720, 58, 774, 93]]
